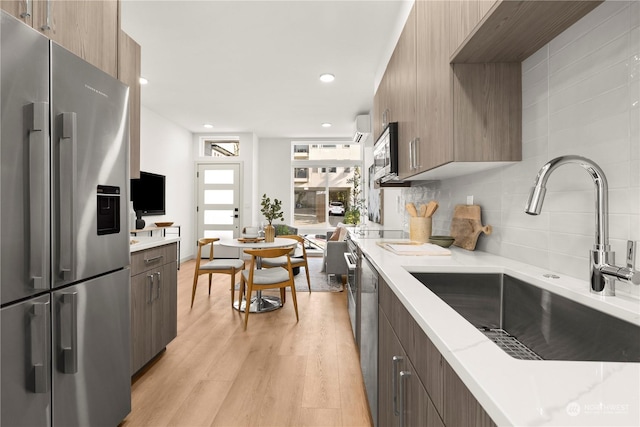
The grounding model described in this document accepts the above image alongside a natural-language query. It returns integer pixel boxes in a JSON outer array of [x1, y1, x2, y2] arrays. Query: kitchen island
[[352, 233, 640, 426]]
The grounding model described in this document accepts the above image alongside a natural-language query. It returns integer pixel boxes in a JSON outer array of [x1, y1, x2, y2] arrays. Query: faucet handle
[[627, 241, 637, 270]]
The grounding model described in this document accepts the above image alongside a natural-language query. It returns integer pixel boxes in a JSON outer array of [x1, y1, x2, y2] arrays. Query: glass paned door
[[196, 163, 241, 258]]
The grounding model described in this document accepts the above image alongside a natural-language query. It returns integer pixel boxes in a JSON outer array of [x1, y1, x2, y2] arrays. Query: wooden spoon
[[405, 203, 418, 217], [425, 201, 439, 217], [418, 204, 427, 217]]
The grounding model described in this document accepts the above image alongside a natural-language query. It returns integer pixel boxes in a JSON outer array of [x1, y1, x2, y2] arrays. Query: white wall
[[139, 106, 195, 260], [397, 0, 640, 295], [256, 138, 294, 227]]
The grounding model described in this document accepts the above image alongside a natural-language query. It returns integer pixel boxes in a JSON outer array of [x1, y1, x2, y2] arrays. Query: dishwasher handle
[[344, 252, 357, 270]]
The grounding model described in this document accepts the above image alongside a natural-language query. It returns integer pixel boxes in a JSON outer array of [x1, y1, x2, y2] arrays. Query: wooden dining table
[[219, 237, 298, 313]]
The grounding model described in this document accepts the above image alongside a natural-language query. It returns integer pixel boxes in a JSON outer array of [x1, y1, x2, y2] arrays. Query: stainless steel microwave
[[373, 122, 399, 183]]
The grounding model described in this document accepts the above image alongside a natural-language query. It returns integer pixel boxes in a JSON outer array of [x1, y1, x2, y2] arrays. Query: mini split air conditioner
[[352, 114, 371, 143]]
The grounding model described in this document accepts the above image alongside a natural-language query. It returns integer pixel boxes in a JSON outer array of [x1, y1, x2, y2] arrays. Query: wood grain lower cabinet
[[130, 243, 178, 375], [443, 361, 496, 427], [378, 277, 494, 427], [379, 307, 444, 427]]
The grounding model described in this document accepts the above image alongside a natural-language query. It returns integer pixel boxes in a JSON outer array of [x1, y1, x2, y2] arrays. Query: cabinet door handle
[[20, 0, 31, 18], [59, 292, 77, 374], [399, 370, 412, 427], [392, 355, 403, 416], [28, 103, 48, 290], [147, 274, 154, 303], [58, 112, 77, 281], [408, 139, 414, 171], [30, 301, 49, 393], [414, 137, 420, 170], [155, 272, 161, 300], [40, 0, 51, 30]]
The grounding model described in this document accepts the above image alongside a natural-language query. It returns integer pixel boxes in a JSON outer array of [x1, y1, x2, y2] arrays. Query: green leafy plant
[[344, 167, 366, 224], [260, 193, 284, 226]]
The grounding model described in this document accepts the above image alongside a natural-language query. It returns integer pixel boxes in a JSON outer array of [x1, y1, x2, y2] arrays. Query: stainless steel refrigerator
[[1, 11, 131, 426]]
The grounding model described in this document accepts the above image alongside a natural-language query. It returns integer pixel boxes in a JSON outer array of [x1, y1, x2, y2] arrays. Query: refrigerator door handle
[[30, 301, 49, 393], [59, 292, 78, 374], [59, 112, 77, 281], [28, 102, 48, 290]]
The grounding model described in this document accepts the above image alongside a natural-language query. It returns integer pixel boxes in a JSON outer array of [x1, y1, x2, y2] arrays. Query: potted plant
[[260, 193, 284, 242], [344, 167, 366, 225]]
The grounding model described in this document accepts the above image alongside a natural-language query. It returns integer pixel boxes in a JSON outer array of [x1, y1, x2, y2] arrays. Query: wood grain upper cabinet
[[373, 67, 391, 144], [118, 30, 142, 179], [390, 4, 416, 180], [415, 0, 452, 174], [448, 0, 496, 57], [1, 0, 119, 78]]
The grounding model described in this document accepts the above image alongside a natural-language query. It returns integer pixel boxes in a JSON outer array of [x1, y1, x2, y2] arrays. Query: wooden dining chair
[[238, 247, 299, 330], [191, 238, 245, 308], [260, 234, 311, 293]]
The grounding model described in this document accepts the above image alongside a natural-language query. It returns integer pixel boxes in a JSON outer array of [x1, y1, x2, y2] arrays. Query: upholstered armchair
[[323, 228, 348, 282]]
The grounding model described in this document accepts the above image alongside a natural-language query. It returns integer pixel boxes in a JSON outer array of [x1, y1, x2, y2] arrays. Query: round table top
[[218, 237, 297, 249]]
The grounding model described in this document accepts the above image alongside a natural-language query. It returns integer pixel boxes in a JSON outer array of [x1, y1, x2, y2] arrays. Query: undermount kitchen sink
[[411, 272, 640, 362]]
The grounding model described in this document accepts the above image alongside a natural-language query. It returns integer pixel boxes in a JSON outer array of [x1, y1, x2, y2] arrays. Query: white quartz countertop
[[352, 235, 640, 426], [130, 236, 180, 253]]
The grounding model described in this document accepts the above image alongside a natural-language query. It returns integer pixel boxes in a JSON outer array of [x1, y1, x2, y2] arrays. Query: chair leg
[[290, 283, 299, 322], [230, 270, 236, 307], [208, 273, 213, 295], [243, 282, 253, 331], [190, 273, 199, 308], [280, 287, 286, 305], [304, 265, 311, 293]]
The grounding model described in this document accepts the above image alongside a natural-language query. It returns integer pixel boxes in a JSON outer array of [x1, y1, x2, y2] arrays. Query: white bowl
[[242, 234, 259, 239]]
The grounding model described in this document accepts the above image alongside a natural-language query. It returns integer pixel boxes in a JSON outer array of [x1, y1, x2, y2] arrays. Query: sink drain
[[479, 328, 543, 361]]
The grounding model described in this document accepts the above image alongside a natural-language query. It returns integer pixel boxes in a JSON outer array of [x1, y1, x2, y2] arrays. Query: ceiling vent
[[353, 114, 371, 143]]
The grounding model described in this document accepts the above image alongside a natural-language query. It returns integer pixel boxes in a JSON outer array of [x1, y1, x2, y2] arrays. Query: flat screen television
[[130, 171, 166, 216]]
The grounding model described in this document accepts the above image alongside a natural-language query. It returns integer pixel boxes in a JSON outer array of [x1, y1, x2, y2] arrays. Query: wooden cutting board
[[450, 205, 492, 250]]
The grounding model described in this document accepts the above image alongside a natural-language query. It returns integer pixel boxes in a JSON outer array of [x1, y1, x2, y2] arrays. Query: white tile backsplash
[[399, 0, 640, 297]]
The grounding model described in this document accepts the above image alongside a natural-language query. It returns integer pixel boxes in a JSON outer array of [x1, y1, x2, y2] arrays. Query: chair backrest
[[195, 237, 219, 269], [277, 234, 306, 258]]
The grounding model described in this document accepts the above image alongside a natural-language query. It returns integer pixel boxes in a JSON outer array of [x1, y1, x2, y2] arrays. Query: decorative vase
[[264, 224, 275, 243]]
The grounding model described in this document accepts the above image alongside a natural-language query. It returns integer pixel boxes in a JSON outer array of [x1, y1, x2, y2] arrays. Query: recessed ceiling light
[[319, 73, 335, 83], [139, 77, 148, 85], [203, 124, 214, 129], [321, 123, 332, 128]]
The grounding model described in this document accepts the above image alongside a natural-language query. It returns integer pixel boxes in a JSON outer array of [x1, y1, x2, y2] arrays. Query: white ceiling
[[120, 0, 409, 139]]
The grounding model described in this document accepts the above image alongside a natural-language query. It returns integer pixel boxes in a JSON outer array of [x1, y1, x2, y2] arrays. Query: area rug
[[294, 256, 344, 292]]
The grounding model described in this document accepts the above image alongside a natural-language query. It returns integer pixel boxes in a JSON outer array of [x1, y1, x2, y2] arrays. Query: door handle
[[40, 0, 51, 30], [414, 137, 420, 170], [147, 274, 154, 303], [392, 355, 403, 416], [58, 112, 77, 281], [20, 0, 31, 18], [155, 272, 161, 300], [399, 370, 411, 427], [28, 102, 48, 290], [30, 301, 49, 393], [59, 292, 77, 374]]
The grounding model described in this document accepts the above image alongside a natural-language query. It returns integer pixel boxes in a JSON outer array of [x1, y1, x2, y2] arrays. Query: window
[[201, 137, 240, 157], [291, 142, 361, 227]]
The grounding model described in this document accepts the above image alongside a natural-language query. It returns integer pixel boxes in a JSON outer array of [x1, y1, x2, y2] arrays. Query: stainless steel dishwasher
[[360, 252, 378, 427]]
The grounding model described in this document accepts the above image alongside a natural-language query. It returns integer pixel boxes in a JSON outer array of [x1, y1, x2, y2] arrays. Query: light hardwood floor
[[121, 259, 372, 427]]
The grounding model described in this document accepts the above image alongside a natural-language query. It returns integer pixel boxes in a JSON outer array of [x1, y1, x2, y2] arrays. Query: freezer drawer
[[52, 269, 131, 426], [1, 295, 51, 427]]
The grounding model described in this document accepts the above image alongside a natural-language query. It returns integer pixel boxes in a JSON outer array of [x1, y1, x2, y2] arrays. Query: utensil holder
[[410, 217, 432, 243]]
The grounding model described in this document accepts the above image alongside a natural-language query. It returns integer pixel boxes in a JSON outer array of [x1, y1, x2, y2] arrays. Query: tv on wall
[[131, 171, 166, 216]]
